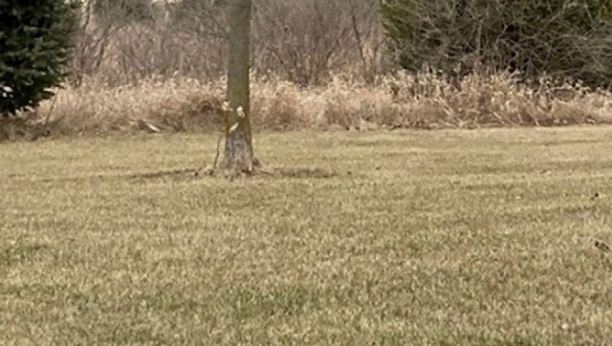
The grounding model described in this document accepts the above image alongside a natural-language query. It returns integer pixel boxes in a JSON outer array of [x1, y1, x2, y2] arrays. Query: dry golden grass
[[5, 71, 612, 142], [1, 127, 612, 344]]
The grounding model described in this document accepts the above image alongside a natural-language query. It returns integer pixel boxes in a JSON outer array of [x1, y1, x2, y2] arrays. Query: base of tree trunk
[[222, 126, 258, 175], [195, 156, 261, 179]]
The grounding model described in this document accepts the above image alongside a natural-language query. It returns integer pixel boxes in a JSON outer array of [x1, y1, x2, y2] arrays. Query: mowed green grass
[[1, 127, 612, 345]]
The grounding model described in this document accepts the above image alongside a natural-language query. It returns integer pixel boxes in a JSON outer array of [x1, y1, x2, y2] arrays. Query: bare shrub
[[68, 0, 387, 86], [380, 0, 612, 89], [253, 0, 386, 85]]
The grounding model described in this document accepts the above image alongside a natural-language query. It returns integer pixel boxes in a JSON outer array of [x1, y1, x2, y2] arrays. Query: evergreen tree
[[0, 0, 78, 116]]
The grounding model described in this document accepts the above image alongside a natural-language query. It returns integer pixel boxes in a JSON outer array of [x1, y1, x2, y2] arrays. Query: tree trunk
[[224, 0, 255, 173]]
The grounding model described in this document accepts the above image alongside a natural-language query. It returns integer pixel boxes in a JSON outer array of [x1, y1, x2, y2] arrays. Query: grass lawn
[[1, 127, 612, 345]]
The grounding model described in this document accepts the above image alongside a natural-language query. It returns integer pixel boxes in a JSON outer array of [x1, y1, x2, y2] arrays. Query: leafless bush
[[69, 1, 117, 86], [68, 0, 387, 86], [381, 0, 612, 89], [253, 0, 386, 85]]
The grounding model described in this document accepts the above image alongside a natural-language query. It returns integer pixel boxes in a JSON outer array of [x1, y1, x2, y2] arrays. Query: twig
[[43, 94, 58, 129], [194, 130, 224, 177], [212, 131, 224, 170], [350, 10, 367, 72], [32, 94, 57, 141], [595, 240, 611, 252]]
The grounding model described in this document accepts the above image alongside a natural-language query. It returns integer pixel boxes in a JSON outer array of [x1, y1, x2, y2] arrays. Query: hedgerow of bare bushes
[[381, 0, 612, 89]]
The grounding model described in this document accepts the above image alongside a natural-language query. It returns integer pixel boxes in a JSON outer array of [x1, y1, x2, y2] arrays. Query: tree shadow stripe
[[32, 168, 196, 183]]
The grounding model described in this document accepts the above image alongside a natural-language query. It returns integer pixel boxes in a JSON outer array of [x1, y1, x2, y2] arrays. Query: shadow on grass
[[32, 168, 197, 183], [1, 242, 52, 266], [30, 167, 340, 183], [125, 168, 195, 180], [265, 167, 338, 179], [195, 166, 340, 180]]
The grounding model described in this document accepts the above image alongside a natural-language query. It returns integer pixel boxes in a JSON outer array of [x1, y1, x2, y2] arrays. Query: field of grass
[[1, 127, 612, 344]]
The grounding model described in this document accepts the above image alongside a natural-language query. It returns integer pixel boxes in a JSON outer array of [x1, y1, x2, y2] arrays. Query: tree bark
[[224, 0, 255, 173]]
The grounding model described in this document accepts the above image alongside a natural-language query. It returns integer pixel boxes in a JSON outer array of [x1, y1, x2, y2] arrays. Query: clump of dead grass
[[35, 76, 226, 135], [383, 71, 611, 128], [5, 71, 612, 141]]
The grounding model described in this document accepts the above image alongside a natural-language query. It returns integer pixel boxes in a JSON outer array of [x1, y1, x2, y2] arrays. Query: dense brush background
[[4, 0, 612, 141]]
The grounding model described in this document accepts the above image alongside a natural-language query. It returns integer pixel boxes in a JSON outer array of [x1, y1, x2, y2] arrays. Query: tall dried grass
[[3, 70, 607, 141]]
